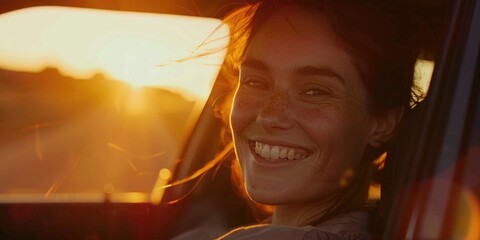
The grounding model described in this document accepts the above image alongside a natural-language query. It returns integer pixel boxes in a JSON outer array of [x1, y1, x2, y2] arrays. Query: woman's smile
[[253, 141, 309, 161], [246, 139, 312, 168], [230, 5, 379, 206]]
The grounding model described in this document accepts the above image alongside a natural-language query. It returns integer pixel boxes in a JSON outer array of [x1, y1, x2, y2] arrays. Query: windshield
[[0, 6, 229, 203]]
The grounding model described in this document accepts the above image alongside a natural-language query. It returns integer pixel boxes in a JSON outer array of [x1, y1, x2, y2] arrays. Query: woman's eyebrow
[[241, 58, 269, 71], [294, 66, 345, 84]]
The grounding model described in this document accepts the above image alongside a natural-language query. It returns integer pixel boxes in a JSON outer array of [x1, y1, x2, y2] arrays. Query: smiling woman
[[173, 0, 424, 239], [229, 4, 400, 234]]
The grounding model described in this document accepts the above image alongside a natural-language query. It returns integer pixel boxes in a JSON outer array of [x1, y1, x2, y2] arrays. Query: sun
[[0, 6, 229, 101]]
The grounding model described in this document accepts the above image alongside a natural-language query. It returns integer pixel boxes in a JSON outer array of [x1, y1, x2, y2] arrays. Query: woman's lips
[[249, 140, 310, 162]]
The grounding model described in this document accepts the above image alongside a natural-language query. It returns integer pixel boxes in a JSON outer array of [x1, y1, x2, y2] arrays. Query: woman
[[174, 0, 421, 239]]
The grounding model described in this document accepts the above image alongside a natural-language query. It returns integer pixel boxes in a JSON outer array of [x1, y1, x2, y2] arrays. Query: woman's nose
[[256, 93, 294, 130]]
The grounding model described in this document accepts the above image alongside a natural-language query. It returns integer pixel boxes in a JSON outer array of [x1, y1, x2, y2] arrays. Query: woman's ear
[[369, 107, 404, 148]]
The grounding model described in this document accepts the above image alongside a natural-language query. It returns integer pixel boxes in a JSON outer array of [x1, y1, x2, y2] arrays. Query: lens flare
[[0, 6, 229, 101]]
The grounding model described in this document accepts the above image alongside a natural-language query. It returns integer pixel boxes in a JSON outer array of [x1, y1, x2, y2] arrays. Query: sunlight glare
[[0, 6, 229, 101], [123, 87, 148, 115], [415, 59, 435, 95], [159, 168, 172, 180], [110, 192, 149, 203]]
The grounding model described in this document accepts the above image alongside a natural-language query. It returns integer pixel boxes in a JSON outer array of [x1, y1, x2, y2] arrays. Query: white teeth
[[261, 144, 270, 159], [271, 146, 280, 160], [254, 142, 307, 161], [287, 150, 295, 160], [280, 148, 287, 158]]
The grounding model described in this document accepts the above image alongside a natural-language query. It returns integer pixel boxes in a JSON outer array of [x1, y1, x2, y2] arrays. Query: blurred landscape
[[0, 67, 196, 195]]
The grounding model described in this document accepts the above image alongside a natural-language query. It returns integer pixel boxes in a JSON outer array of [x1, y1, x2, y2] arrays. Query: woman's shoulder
[[216, 224, 371, 240]]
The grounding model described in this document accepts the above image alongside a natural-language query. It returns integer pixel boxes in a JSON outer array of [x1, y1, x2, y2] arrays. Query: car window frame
[[382, 0, 480, 238]]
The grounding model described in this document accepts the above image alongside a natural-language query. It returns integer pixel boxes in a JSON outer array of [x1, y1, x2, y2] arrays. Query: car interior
[[1, 0, 479, 239]]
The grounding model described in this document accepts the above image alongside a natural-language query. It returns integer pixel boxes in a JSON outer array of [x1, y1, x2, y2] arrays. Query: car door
[[382, 0, 480, 238]]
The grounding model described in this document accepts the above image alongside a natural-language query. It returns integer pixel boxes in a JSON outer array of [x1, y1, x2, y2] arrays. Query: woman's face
[[230, 6, 382, 205]]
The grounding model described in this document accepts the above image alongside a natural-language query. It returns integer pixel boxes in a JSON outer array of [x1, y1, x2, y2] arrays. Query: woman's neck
[[272, 202, 369, 234], [272, 193, 339, 226], [272, 201, 328, 226]]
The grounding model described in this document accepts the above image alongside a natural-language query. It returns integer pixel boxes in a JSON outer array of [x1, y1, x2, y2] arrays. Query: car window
[[0, 6, 229, 203], [382, 0, 480, 238]]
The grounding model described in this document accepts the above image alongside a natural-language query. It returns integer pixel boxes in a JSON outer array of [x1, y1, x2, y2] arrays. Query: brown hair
[[216, 0, 423, 224]]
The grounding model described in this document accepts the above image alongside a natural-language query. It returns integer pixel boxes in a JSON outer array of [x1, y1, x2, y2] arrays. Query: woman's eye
[[302, 88, 330, 96], [241, 78, 268, 90]]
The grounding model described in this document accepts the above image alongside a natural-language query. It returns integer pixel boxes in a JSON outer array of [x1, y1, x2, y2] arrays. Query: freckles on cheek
[[293, 103, 338, 130], [294, 103, 354, 150], [230, 95, 260, 131]]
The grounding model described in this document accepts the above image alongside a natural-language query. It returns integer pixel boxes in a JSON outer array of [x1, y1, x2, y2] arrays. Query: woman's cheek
[[230, 92, 262, 132], [294, 100, 359, 150], [292, 100, 344, 128]]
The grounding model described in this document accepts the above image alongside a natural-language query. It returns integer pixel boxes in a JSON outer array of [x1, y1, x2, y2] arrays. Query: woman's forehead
[[257, 6, 334, 38], [245, 6, 345, 61], [244, 6, 359, 82]]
